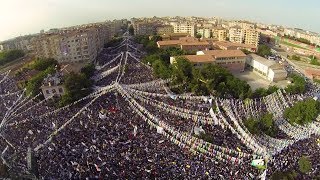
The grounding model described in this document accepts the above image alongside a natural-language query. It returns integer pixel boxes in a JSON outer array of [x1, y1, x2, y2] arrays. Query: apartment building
[[229, 26, 245, 44], [212, 28, 227, 41], [134, 22, 158, 35], [156, 25, 174, 35], [170, 49, 246, 72], [0, 35, 36, 52], [244, 28, 260, 47], [171, 22, 196, 37], [197, 27, 211, 38], [34, 23, 120, 63]]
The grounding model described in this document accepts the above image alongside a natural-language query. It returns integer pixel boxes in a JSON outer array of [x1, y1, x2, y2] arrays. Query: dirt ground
[[233, 71, 290, 91]]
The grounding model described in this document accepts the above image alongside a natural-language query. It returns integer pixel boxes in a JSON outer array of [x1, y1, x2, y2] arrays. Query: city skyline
[[1, 0, 319, 41]]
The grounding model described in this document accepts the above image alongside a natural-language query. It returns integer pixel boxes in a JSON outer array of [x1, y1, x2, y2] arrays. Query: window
[[52, 89, 56, 94], [46, 90, 50, 94]]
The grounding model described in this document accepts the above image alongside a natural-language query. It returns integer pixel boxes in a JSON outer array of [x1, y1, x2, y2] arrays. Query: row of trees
[[244, 113, 278, 137], [283, 98, 320, 125], [283, 35, 315, 46], [288, 54, 301, 61], [0, 50, 25, 66]]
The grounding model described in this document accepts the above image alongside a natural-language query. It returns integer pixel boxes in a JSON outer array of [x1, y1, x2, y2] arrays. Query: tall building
[[156, 25, 174, 35], [244, 29, 260, 47], [134, 22, 158, 35], [212, 28, 227, 41], [171, 22, 196, 37], [33, 22, 121, 63], [0, 35, 36, 52], [197, 27, 211, 38], [229, 26, 245, 44]]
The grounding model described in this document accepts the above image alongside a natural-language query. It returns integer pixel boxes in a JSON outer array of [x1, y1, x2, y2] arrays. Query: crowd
[[0, 33, 319, 179]]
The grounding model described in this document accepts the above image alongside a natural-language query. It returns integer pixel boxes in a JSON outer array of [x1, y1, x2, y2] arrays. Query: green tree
[[298, 156, 312, 173], [151, 35, 162, 42], [284, 98, 320, 125], [195, 33, 202, 40], [59, 72, 93, 107], [256, 45, 272, 57], [32, 58, 58, 71], [26, 66, 56, 97], [80, 63, 95, 78], [152, 59, 171, 79], [240, 49, 251, 55], [0, 49, 25, 66]]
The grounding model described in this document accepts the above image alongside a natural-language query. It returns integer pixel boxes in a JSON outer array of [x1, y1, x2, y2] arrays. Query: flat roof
[[157, 40, 181, 46], [183, 55, 214, 63], [214, 41, 256, 49], [180, 41, 210, 46], [200, 50, 246, 58], [247, 54, 276, 67]]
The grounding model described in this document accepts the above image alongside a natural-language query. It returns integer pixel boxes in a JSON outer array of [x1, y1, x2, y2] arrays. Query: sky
[[0, 0, 319, 41]]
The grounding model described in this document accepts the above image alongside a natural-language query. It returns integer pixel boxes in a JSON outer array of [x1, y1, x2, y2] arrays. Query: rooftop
[[247, 54, 276, 67], [183, 55, 214, 63], [41, 72, 63, 88], [200, 50, 246, 58], [214, 41, 256, 49]]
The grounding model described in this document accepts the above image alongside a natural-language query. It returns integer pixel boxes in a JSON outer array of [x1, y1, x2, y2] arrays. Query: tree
[[32, 58, 58, 71], [298, 156, 312, 173], [81, 63, 95, 78], [284, 98, 320, 125], [244, 113, 278, 137], [240, 49, 251, 55], [285, 74, 306, 94], [151, 35, 162, 42], [256, 45, 272, 57], [128, 25, 134, 35], [59, 72, 93, 107], [195, 33, 202, 40], [152, 59, 171, 79], [26, 66, 56, 97], [0, 49, 25, 66]]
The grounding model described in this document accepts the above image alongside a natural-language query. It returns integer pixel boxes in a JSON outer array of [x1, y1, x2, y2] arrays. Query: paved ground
[[233, 70, 290, 91]]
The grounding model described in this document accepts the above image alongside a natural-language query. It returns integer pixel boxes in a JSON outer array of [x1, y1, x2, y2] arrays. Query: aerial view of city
[[1, 0, 320, 179]]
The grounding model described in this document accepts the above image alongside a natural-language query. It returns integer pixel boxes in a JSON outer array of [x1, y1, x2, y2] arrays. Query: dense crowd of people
[[0, 33, 319, 179]]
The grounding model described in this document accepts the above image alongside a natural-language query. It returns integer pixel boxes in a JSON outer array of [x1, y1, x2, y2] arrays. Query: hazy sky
[[1, 0, 319, 41]]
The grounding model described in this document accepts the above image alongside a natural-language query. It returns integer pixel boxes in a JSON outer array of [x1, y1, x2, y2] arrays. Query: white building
[[229, 26, 245, 44], [40, 72, 65, 100], [171, 22, 196, 37], [246, 54, 287, 82]]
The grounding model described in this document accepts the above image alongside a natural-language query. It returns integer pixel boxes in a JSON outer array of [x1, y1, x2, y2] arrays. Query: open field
[[280, 40, 308, 50]]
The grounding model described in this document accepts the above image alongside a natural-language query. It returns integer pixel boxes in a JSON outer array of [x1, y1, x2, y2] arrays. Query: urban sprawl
[[0, 16, 320, 179]]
